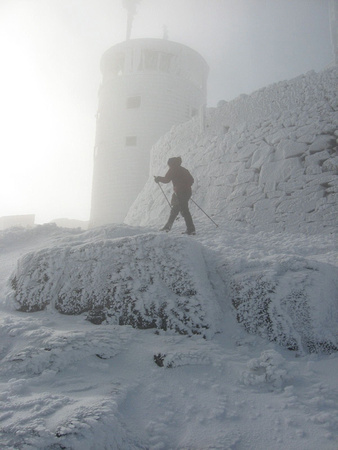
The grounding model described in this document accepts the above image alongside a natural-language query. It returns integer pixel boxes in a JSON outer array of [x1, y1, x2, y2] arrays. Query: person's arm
[[154, 168, 172, 184]]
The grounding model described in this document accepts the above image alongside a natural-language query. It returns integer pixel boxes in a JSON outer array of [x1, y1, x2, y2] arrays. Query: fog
[[0, 0, 333, 225]]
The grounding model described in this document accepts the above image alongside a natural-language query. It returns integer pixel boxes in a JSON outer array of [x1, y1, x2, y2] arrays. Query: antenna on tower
[[122, 0, 141, 40]]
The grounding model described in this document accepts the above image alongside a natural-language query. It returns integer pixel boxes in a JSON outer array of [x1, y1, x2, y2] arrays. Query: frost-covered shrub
[[240, 350, 289, 389], [8, 233, 220, 337], [230, 257, 338, 353]]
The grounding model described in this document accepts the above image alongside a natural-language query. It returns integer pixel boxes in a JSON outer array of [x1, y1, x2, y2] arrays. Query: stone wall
[[126, 67, 338, 234]]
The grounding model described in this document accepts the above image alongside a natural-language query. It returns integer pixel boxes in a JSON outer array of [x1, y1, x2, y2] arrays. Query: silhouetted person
[[154, 157, 196, 235]]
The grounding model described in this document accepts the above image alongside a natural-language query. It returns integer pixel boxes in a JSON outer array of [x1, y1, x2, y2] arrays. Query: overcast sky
[[0, 0, 333, 224]]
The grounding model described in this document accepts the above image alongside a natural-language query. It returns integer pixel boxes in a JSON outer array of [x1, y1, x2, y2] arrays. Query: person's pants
[[164, 192, 195, 233]]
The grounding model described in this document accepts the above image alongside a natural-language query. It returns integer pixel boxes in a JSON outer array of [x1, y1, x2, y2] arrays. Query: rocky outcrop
[[8, 232, 220, 338], [228, 256, 338, 353]]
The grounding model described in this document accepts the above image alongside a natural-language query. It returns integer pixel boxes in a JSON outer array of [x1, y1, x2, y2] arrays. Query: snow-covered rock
[[7, 231, 221, 337], [126, 67, 338, 234], [229, 256, 338, 353], [240, 349, 290, 390]]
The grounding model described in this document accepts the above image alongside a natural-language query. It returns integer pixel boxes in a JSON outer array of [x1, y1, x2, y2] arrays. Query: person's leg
[[177, 192, 195, 234], [160, 194, 180, 231]]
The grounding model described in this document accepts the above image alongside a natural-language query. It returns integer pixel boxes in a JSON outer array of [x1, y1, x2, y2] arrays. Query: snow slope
[[126, 67, 338, 234], [0, 223, 337, 449]]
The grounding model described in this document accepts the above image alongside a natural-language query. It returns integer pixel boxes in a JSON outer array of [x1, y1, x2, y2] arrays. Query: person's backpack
[[187, 170, 194, 187], [182, 167, 194, 187]]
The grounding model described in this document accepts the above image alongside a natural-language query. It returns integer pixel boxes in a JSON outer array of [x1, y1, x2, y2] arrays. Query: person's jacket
[[157, 165, 194, 194]]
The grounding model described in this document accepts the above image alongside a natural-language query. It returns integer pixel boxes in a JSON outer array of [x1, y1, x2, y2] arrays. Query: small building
[[89, 38, 209, 227], [0, 214, 35, 231]]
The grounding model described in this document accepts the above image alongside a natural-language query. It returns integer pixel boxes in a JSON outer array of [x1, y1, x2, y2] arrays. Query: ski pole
[[190, 198, 219, 228], [155, 177, 172, 208]]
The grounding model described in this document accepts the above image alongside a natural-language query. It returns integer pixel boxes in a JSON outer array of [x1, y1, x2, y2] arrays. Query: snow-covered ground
[[0, 221, 337, 449]]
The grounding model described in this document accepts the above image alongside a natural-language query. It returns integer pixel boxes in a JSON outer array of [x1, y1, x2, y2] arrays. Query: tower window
[[126, 136, 137, 146], [126, 96, 141, 109]]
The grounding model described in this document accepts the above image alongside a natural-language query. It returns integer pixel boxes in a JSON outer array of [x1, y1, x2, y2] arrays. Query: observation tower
[[89, 37, 208, 226]]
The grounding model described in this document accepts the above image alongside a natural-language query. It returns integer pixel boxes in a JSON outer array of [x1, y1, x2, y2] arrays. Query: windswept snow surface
[[0, 223, 337, 449]]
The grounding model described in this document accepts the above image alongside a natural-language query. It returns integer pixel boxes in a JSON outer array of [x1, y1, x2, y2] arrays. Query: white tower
[[89, 38, 208, 227]]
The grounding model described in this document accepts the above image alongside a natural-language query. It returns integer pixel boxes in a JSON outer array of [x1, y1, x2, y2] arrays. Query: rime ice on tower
[[89, 38, 208, 227]]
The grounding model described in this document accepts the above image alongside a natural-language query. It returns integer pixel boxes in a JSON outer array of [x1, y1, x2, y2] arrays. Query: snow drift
[[126, 67, 338, 234], [8, 232, 221, 337]]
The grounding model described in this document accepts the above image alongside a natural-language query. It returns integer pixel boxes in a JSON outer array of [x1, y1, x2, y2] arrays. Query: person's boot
[[160, 225, 171, 232], [182, 229, 196, 235], [183, 213, 195, 235], [160, 220, 173, 232]]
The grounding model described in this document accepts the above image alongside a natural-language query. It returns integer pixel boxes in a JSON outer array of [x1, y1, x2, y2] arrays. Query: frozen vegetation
[[9, 232, 221, 337], [0, 67, 337, 449]]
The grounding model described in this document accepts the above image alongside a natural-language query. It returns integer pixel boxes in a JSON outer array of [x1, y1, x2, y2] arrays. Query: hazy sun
[[0, 7, 57, 216], [0, 3, 93, 223]]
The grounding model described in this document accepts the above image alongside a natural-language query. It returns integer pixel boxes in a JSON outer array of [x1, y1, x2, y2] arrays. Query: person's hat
[[167, 156, 182, 167]]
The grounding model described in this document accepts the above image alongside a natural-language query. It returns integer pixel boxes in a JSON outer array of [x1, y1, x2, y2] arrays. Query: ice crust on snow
[[0, 316, 136, 449], [8, 232, 221, 337], [126, 67, 338, 234]]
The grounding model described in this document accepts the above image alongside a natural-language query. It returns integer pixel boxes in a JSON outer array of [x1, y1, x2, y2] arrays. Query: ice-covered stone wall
[[126, 67, 338, 234]]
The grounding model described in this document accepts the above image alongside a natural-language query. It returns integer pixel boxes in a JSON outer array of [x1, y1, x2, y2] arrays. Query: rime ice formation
[[229, 256, 338, 353], [6, 223, 338, 354], [125, 67, 338, 234], [9, 230, 220, 338]]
